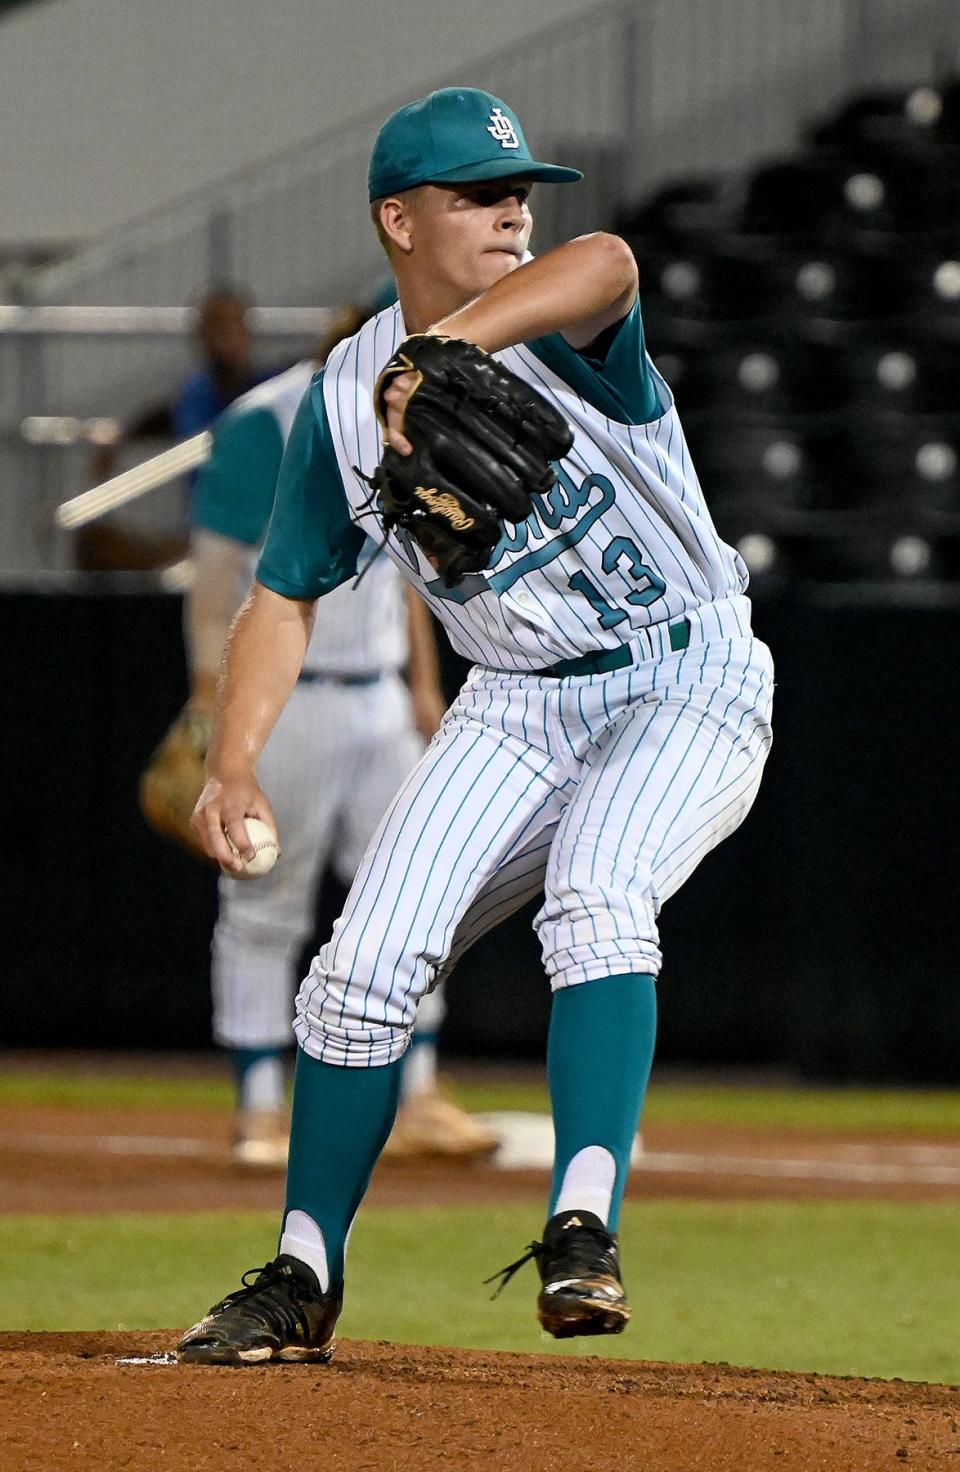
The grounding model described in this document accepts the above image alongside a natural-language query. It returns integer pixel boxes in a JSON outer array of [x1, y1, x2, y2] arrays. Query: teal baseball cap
[[368, 87, 582, 201]]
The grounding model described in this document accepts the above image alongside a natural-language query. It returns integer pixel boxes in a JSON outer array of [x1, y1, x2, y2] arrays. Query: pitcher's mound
[[3, 1332, 957, 1470]]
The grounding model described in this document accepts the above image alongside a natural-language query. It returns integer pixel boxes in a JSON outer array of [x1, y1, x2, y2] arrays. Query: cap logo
[[486, 107, 520, 150]]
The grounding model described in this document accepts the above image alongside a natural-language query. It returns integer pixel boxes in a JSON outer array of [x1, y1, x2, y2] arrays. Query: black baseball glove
[[364, 335, 574, 587]]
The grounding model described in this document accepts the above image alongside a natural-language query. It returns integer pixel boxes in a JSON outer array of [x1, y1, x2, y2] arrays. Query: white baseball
[[226, 816, 280, 880]]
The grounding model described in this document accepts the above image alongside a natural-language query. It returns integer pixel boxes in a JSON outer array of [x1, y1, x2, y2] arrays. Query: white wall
[[0, 0, 601, 246]]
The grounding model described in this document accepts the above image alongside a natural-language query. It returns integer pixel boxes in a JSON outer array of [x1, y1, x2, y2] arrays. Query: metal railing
[[0, 306, 331, 572], [20, 0, 957, 315], [21, 3, 634, 312], [4, 0, 958, 571], [0, 303, 331, 422]]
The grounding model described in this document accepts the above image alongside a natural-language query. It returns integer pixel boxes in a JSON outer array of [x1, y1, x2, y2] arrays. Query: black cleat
[[177, 1254, 342, 1365], [485, 1209, 630, 1340]]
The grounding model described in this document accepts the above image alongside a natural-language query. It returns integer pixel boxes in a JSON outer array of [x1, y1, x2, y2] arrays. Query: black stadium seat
[[741, 153, 897, 238], [618, 176, 732, 240], [642, 243, 913, 332], [659, 340, 845, 418], [935, 78, 960, 144], [900, 257, 960, 332], [827, 416, 960, 513], [686, 420, 830, 514], [806, 86, 945, 148], [795, 529, 947, 582], [746, 248, 908, 325], [640, 247, 770, 326], [841, 341, 960, 416], [824, 250, 911, 321], [625, 71, 960, 584], [887, 153, 960, 233]]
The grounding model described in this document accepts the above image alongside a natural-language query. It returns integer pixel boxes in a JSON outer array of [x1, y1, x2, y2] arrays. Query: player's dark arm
[[431, 233, 638, 353]]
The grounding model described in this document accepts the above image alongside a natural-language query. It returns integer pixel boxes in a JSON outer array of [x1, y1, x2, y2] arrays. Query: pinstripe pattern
[[235, 361, 405, 676], [291, 309, 773, 1067], [242, 536, 404, 677], [294, 599, 773, 1066], [304, 545, 405, 678], [322, 307, 748, 673]]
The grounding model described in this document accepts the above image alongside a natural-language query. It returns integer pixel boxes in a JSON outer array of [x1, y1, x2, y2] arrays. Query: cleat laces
[[484, 1219, 621, 1298], [207, 1259, 319, 1340], [483, 1240, 544, 1299]]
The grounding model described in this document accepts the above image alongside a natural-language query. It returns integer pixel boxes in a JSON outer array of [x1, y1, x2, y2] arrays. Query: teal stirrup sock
[[547, 973, 657, 1231], [283, 1046, 403, 1289]]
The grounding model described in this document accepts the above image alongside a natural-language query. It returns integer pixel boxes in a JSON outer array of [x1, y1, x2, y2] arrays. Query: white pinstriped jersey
[[319, 303, 748, 672], [300, 546, 404, 679], [256, 293, 774, 1064], [239, 359, 313, 442], [196, 360, 406, 678]]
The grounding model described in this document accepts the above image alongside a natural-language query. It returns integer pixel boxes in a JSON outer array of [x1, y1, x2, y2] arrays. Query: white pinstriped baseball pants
[[294, 596, 773, 1067]]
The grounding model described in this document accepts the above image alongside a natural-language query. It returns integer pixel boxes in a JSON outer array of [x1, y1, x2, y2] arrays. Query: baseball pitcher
[[178, 87, 773, 1363]]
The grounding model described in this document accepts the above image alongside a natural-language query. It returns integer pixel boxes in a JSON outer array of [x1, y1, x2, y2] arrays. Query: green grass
[[456, 1081, 960, 1133], [3, 1203, 959, 1384], [4, 1066, 960, 1133], [0, 1072, 236, 1111]]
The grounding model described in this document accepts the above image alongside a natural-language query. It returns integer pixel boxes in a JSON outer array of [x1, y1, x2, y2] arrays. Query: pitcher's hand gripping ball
[[224, 817, 280, 880], [366, 335, 574, 586], [139, 704, 213, 863]]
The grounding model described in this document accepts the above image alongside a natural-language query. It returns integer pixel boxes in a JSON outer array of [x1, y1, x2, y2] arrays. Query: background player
[[178, 86, 773, 1362], [187, 303, 498, 1167]]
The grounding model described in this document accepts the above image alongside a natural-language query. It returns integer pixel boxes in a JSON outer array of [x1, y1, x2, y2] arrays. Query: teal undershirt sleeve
[[283, 1048, 403, 1290], [257, 375, 365, 599], [547, 972, 658, 1231], [192, 406, 285, 545], [526, 297, 662, 425]]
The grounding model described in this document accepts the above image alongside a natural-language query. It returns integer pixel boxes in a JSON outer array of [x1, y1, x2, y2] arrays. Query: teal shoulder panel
[[192, 406, 286, 546], [256, 373, 364, 599], [525, 297, 661, 425]]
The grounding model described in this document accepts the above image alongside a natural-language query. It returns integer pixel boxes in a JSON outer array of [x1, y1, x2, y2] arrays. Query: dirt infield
[[3, 1331, 959, 1471], [5, 1084, 960, 1468], [3, 1101, 960, 1213]]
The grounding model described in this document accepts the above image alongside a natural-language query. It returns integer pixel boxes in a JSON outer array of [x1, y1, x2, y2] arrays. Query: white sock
[[553, 1145, 617, 1226], [240, 1055, 285, 1113], [401, 1039, 437, 1099], [279, 1209, 329, 1293]]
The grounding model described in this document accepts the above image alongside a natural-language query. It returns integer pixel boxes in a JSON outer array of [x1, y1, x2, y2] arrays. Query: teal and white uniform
[[257, 303, 773, 1068], [194, 361, 432, 1052]]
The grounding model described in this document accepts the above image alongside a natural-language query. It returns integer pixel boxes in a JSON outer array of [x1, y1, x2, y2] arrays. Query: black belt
[[297, 670, 382, 687], [537, 618, 691, 679]]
